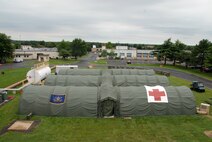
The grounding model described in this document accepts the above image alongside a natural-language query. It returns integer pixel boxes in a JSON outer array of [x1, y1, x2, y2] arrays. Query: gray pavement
[[0, 53, 97, 70], [106, 59, 212, 89], [75, 53, 98, 68], [144, 66, 212, 89], [0, 60, 38, 70]]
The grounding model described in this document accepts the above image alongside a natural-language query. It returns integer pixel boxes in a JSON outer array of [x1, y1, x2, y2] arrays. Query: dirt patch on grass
[[0, 120, 40, 135], [204, 130, 212, 138]]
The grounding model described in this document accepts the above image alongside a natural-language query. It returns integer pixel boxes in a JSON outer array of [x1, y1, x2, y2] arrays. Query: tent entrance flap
[[101, 100, 115, 117]]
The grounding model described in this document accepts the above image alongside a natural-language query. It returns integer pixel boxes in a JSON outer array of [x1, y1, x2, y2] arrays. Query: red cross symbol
[[149, 89, 166, 101]]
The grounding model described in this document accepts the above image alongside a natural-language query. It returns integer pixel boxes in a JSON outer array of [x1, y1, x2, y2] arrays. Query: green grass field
[[0, 75, 212, 141], [0, 59, 80, 88], [0, 68, 30, 88], [49, 59, 79, 66]]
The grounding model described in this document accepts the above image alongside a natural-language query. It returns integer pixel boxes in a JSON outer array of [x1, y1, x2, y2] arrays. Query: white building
[[14, 45, 59, 60], [114, 46, 136, 59], [106, 46, 156, 60], [116, 46, 128, 50]]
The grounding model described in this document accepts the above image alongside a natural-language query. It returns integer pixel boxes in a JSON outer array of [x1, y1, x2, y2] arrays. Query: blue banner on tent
[[50, 94, 65, 104]]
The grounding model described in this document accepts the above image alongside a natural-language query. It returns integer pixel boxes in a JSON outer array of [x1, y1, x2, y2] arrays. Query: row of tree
[[57, 39, 88, 59], [1, 32, 211, 67], [157, 38, 212, 68]]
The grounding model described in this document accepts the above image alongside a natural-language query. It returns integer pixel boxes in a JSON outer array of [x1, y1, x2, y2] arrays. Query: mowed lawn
[[0, 75, 212, 141], [0, 68, 30, 88], [49, 59, 79, 66], [0, 59, 79, 88]]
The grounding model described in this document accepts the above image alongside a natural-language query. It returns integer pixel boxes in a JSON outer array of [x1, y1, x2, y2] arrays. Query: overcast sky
[[0, 0, 211, 44]]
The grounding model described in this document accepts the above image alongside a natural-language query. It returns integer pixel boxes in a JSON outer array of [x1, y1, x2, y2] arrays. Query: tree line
[[157, 38, 212, 68], [0, 32, 211, 68]]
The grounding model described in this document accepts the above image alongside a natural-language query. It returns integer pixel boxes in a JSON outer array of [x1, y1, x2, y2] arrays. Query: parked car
[[13, 57, 23, 63], [190, 81, 205, 92], [127, 60, 131, 64], [201, 66, 212, 73], [189, 65, 202, 69]]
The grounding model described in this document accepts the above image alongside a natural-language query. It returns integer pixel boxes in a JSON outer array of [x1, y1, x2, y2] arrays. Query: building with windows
[[14, 45, 59, 60], [106, 46, 156, 60], [114, 47, 137, 59], [136, 50, 156, 60]]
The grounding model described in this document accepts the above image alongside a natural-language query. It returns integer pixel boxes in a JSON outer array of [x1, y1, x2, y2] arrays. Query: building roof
[[15, 47, 58, 52], [15, 53, 33, 55]]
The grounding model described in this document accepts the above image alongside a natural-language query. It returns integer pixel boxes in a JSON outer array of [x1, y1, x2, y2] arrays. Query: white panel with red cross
[[144, 85, 168, 103]]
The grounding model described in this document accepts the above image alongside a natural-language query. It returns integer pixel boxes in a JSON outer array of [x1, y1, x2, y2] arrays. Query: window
[[120, 53, 125, 57], [149, 53, 154, 58], [137, 53, 142, 57], [127, 53, 132, 57], [143, 53, 148, 58]]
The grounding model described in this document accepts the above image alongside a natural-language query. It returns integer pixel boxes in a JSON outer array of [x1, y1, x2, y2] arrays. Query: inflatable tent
[[45, 75, 101, 87], [57, 69, 155, 76], [19, 85, 196, 117], [112, 75, 169, 86], [44, 75, 169, 87], [19, 85, 98, 117]]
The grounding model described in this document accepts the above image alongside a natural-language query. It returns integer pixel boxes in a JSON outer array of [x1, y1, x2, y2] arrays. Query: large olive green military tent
[[19, 85, 196, 117], [57, 69, 155, 76], [119, 86, 196, 116], [19, 69, 196, 117], [19, 85, 98, 117], [45, 75, 101, 87], [44, 75, 169, 87], [112, 75, 169, 86]]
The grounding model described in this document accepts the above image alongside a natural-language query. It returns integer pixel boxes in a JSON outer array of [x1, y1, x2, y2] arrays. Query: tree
[[71, 38, 87, 59], [106, 42, 114, 49], [59, 49, 70, 59], [57, 40, 70, 51], [205, 46, 212, 66], [0, 33, 14, 63], [177, 51, 191, 68], [101, 50, 108, 57], [170, 40, 186, 66], [46, 42, 56, 48], [192, 39, 211, 67], [108, 51, 117, 59], [57, 40, 70, 59], [157, 38, 173, 65]]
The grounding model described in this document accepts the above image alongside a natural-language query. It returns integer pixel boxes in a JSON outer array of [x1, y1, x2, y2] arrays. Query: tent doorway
[[101, 100, 115, 117]]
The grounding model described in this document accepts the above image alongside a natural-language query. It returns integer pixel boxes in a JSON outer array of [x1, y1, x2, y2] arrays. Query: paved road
[[75, 53, 98, 68], [106, 59, 212, 89], [143, 66, 212, 89], [0, 53, 97, 70], [0, 60, 38, 70]]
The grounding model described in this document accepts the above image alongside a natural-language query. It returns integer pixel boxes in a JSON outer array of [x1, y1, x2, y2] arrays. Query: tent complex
[[19, 69, 196, 117]]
